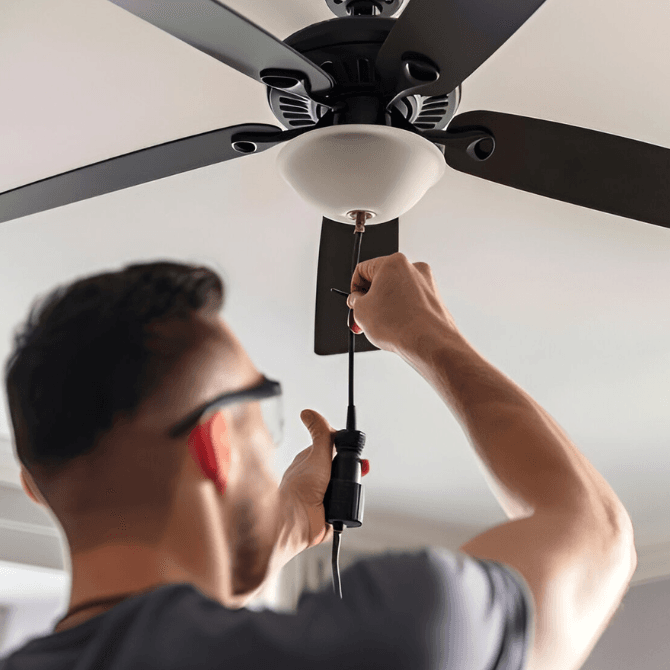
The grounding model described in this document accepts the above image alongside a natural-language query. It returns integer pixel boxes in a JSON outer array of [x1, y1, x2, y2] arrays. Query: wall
[[580, 573, 670, 670]]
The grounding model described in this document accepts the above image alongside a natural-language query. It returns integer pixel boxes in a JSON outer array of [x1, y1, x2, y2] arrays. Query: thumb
[[300, 409, 327, 433], [300, 408, 314, 428], [300, 409, 334, 447]]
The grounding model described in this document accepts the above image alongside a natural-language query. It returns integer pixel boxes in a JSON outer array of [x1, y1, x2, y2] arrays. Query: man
[[19, 311, 328, 624], [1, 254, 636, 670]]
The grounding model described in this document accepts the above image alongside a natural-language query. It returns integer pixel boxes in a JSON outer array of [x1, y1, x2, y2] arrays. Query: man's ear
[[187, 412, 231, 497], [20, 467, 45, 507]]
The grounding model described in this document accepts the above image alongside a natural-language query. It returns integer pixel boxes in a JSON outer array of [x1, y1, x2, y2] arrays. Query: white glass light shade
[[276, 124, 446, 224]]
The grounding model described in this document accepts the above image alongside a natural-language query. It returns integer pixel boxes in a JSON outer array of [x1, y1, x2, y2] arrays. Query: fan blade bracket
[[421, 127, 496, 162], [259, 68, 338, 110], [231, 108, 338, 150], [231, 127, 310, 152], [382, 52, 443, 108]]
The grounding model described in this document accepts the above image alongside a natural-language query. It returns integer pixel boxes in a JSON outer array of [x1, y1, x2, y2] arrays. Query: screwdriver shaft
[[346, 211, 368, 429]]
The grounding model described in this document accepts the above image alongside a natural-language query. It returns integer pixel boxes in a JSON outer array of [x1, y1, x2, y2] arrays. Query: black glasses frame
[[168, 374, 282, 439]]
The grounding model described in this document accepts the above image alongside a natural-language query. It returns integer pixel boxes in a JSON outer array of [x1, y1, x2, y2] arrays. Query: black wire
[[333, 226, 365, 598], [332, 526, 343, 598]]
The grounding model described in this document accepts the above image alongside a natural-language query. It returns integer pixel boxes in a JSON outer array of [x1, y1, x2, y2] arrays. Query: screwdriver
[[322, 212, 370, 599]]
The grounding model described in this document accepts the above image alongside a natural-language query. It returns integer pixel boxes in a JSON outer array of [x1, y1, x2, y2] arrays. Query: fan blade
[[440, 110, 670, 229], [108, 0, 335, 98], [0, 123, 281, 225], [314, 217, 399, 356], [375, 0, 547, 99]]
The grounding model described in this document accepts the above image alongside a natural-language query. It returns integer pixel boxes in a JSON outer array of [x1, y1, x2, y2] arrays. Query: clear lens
[[260, 393, 284, 447], [198, 393, 283, 448]]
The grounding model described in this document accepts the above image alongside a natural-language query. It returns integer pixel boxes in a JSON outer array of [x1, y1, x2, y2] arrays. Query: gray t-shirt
[[0, 548, 535, 670]]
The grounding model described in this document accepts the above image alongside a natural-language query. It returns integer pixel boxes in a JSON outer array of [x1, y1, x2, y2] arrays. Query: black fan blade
[[108, 0, 335, 97], [440, 110, 670, 229], [0, 123, 281, 225], [375, 0, 547, 99], [315, 217, 399, 356]]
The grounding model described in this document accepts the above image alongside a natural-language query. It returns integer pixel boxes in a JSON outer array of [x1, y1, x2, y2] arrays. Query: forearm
[[399, 325, 633, 534]]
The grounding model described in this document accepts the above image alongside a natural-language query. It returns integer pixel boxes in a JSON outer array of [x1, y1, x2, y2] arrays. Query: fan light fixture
[[276, 124, 446, 224]]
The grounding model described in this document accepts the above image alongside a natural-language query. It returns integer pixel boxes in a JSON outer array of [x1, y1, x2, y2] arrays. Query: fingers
[[348, 309, 362, 334], [349, 253, 404, 295]]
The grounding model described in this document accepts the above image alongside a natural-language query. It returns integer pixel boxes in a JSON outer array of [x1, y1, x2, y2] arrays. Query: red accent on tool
[[360, 458, 370, 476]]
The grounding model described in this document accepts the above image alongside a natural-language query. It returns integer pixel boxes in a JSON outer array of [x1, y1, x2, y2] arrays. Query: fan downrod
[[326, 0, 405, 18]]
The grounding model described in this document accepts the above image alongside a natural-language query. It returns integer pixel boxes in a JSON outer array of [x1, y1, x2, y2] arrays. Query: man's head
[[4, 260, 281, 601]]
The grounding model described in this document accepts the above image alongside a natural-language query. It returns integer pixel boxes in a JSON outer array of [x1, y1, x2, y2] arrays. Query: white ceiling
[[2, 0, 670, 589]]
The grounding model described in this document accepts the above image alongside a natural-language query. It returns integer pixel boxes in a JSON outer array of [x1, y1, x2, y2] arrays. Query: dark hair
[[4, 260, 225, 486]]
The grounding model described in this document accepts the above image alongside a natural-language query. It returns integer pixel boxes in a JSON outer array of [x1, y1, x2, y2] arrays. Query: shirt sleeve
[[423, 548, 536, 670], [147, 547, 534, 670]]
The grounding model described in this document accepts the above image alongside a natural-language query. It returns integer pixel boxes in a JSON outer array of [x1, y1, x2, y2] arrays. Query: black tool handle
[[323, 428, 366, 528]]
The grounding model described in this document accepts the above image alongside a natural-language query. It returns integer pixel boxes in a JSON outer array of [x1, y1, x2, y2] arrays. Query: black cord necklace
[[55, 587, 160, 630]]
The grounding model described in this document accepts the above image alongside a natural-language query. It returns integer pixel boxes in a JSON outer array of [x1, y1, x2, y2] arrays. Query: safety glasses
[[169, 375, 283, 447]]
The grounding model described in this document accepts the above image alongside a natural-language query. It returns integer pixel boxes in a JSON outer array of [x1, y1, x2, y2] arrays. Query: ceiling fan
[[2, 0, 670, 357]]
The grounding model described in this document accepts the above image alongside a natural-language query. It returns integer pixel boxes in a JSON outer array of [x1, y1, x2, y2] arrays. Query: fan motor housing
[[267, 17, 460, 133]]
